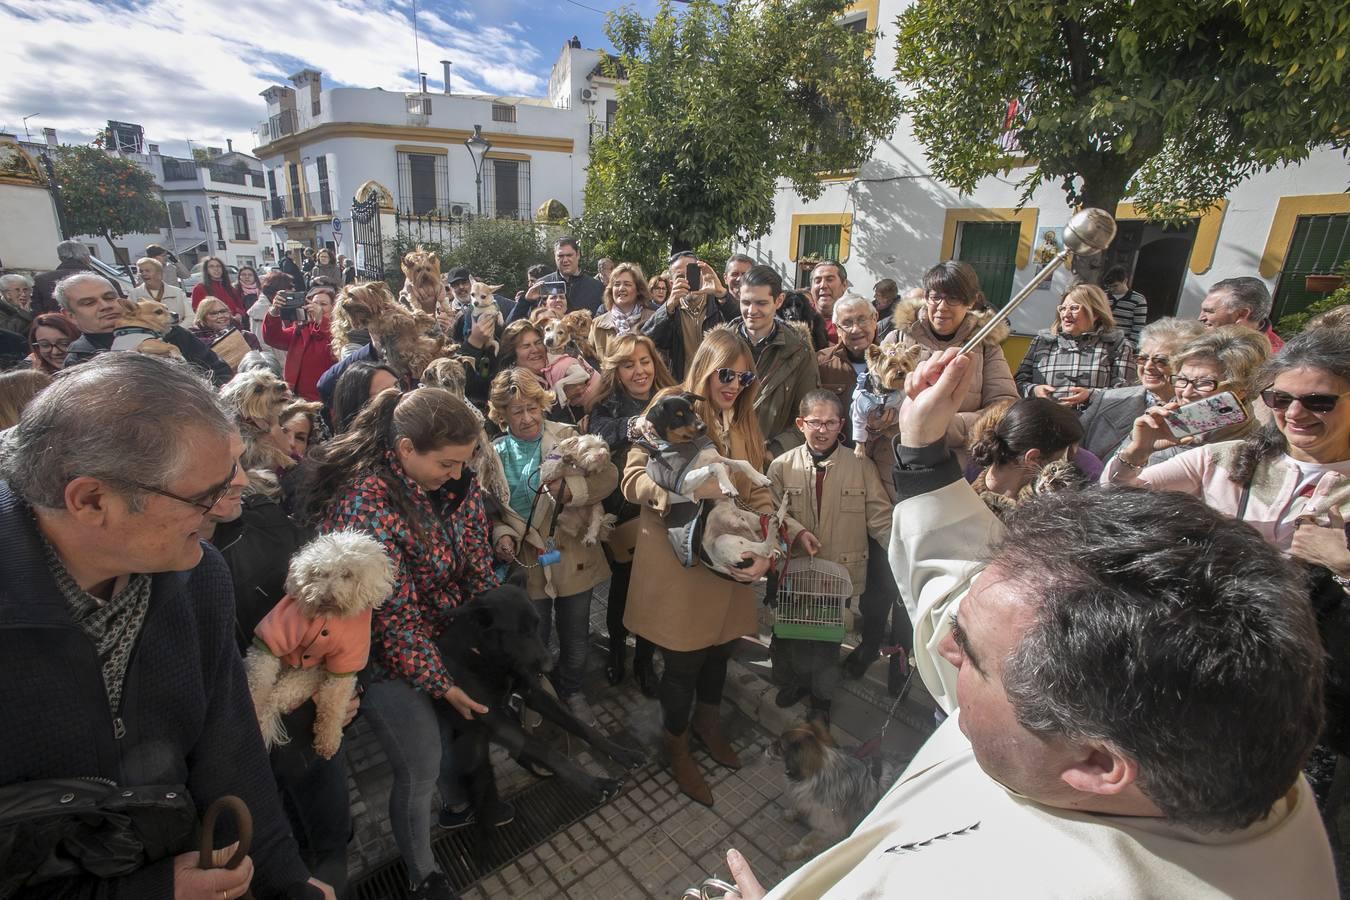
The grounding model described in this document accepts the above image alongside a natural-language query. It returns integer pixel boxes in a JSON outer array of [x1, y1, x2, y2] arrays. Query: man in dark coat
[[31, 240, 123, 314], [0, 352, 333, 899], [57, 272, 232, 386]]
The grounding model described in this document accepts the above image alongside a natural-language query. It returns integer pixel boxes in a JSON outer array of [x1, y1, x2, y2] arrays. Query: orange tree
[[53, 144, 165, 246]]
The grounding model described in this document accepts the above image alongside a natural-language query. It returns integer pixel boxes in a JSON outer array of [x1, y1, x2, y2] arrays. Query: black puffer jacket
[[588, 388, 648, 523]]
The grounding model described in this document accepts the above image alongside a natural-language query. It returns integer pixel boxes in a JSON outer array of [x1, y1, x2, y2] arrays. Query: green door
[[957, 221, 1020, 308], [1273, 214, 1349, 321]]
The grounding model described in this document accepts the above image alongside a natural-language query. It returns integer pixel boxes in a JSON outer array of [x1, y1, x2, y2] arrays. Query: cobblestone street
[[342, 580, 935, 898]]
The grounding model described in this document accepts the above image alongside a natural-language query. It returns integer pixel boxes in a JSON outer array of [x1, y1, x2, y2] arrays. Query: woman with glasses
[[1014, 283, 1137, 408], [882, 261, 1018, 462], [622, 328, 777, 807], [26, 313, 79, 374], [586, 333, 677, 694], [1076, 317, 1206, 459], [1106, 325, 1268, 467]]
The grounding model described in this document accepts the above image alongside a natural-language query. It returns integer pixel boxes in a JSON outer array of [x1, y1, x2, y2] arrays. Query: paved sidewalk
[[344, 579, 937, 897]]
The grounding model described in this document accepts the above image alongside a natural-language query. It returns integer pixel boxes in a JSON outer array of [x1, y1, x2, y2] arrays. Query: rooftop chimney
[[43, 127, 57, 147], [419, 72, 428, 94], [440, 60, 452, 95], [148, 143, 160, 154], [226, 138, 233, 153]]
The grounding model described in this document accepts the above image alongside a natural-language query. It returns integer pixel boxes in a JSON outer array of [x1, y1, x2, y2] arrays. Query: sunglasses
[[1260, 389, 1350, 415], [715, 368, 757, 388]]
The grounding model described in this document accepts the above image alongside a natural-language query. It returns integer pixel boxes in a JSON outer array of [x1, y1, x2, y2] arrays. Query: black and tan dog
[[633, 392, 772, 500], [434, 585, 644, 830]]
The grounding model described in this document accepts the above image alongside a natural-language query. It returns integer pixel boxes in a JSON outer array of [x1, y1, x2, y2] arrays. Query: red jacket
[[191, 281, 247, 317], [261, 313, 336, 401]]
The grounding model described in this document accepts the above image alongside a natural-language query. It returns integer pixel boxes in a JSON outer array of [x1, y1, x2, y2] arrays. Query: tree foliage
[[583, 0, 901, 255], [894, 0, 1349, 224], [383, 217, 554, 296], [53, 145, 166, 246]]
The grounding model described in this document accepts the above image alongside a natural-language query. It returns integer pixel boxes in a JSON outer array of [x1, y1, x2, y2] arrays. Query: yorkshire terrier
[[852, 342, 924, 458]]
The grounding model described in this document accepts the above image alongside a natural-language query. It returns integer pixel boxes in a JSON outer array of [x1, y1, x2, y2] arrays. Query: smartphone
[[685, 262, 701, 293], [542, 279, 566, 296], [1165, 391, 1248, 439]]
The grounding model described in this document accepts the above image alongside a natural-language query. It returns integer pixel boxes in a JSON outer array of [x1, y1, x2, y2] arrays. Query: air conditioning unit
[[450, 204, 466, 218], [579, 88, 596, 103]]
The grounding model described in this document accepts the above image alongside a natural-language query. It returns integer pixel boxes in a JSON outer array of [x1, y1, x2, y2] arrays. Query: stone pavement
[[343, 578, 938, 898]]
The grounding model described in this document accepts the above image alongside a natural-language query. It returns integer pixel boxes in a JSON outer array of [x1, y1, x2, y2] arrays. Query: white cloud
[[0, 0, 545, 157]]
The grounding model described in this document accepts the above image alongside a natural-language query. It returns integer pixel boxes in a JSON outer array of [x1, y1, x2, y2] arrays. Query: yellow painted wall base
[[1001, 333, 1033, 372]]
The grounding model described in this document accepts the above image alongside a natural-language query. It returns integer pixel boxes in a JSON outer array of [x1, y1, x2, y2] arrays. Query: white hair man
[[0, 353, 335, 899], [1198, 276, 1284, 351], [0, 273, 34, 334]]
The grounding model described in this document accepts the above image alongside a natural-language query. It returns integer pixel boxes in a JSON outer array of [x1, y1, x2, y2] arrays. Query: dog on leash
[[245, 530, 395, 759], [768, 719, 902, 861], [537, 434, 618, 546], [542, 311, 600, 406], [852, 342, 924, 458], [634, 392, 789, 576], [110, 299, 182, 359], [434, 585, 646, 827]]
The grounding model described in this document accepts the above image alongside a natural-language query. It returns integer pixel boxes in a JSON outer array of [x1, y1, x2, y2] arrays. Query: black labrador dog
[[434, 585, 645, 822]]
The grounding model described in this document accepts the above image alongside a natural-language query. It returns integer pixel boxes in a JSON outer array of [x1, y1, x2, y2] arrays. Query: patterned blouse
[[318, 452, 498, 698]]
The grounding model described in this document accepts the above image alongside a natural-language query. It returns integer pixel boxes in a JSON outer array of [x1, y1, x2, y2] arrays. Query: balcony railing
[[206, 165, 265, 188], [266, 109, 300, 142], [265, 190, 336, 220], [161, 157, 198, 182]]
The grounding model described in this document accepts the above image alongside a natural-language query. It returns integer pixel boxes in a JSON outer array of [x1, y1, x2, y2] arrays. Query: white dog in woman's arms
[[245, 530, 394, 759], [538, 434, 618, 546]]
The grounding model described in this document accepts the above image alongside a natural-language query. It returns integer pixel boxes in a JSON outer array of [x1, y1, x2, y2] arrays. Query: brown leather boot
[[691, 702, 742, 769], [663, 728, 713, 807]]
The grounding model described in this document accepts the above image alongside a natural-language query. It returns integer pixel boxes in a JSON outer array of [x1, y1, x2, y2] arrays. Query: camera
[[278, 290, 307, 323]]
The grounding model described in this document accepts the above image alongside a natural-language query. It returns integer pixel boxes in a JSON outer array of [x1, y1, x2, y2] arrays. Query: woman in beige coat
[[488, 369, 617, 726], [622, 329, 776, 806], [882, 261, 1018, 466], [589, 262, 655, 361]]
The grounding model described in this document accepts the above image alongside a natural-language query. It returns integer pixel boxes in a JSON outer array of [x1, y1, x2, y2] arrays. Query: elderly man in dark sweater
[[0, 353, 333, 899]]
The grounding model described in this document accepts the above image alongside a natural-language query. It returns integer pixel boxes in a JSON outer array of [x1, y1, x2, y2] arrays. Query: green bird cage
[[772, 557, 853, 643]]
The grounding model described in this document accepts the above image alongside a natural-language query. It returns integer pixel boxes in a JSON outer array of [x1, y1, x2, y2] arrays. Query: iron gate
[[351, 188, 384, 281]]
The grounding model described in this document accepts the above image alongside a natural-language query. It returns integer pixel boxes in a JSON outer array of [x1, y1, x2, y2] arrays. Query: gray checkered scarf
[[41, 536, 152, 714]]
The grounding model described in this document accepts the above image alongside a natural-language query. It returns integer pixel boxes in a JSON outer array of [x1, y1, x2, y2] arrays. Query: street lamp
[[464, 124, 491, 217]]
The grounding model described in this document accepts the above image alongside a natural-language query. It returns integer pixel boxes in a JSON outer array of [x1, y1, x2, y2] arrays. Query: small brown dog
[[332, 281, 446, 379], [852, 342, 923, 458], [538, 434, 617, 546], [399, 246, 448, 317], [111, 299, 182, 359], [769, 719, 900, 861], [542, 311, 599, 406]]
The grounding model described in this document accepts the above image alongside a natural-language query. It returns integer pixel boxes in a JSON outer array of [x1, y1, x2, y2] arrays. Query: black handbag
[[0, 777, 196, 898]]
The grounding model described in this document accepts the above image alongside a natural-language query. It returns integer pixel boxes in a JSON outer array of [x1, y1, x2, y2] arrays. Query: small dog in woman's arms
[[768, 719, 901, 861], [245, 530, 395, 759], [538, 433, 617, 546]]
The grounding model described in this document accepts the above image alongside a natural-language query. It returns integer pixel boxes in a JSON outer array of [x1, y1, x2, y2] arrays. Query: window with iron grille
[[231, 207, 250, 240], [316, 156, 332, 216], [168, 201, 189, 229], [194, 205, 207, 233], [288, 163, 303, 216], [484, 159, 531, 219], [492, 103, 516, 123], [799, 224, 842, 261], [396, 151, 449, 215], [1273, 213, 1350, 321], [957, 221, 1020, 308]]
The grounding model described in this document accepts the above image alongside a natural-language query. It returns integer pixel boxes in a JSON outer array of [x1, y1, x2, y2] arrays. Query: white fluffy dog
[[245, 530, 395, 759], [538, 434, 617, 546]]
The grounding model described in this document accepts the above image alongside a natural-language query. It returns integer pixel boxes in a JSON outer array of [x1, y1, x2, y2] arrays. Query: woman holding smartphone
[[1106, 326, 1267, 466]]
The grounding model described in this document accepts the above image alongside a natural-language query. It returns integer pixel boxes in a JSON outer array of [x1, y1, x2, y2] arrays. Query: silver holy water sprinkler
[[960, 208, 1117, 355]]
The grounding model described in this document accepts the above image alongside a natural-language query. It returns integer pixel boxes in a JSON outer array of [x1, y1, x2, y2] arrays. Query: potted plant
[[1306, 273, 1345, 293]]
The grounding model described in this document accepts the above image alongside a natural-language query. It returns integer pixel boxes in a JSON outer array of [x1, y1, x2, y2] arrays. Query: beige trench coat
[[767, 443, 893, 598], [492, 421, 618, 600], [621, 429, 774, 652]]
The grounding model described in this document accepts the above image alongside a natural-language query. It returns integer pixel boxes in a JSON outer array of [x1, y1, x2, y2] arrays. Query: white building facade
[[251, 41, 620, 267], [750, 0, 1350, 335]]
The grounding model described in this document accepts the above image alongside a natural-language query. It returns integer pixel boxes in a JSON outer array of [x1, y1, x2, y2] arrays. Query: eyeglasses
[[926, 294, 969, 308], [835, 317, 874, 332], [114, 461, 238, 515], [32, 340, 71, 353], [1260, 389, 1350, 414], [715, 368, 757, 387], [1136, 354, 1169, 367], [801, 418, 842, 431], [1170, 375, 1220, 393], [1058, 304, 1087, 316]]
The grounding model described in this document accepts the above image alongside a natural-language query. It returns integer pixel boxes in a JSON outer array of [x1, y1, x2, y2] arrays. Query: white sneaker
[[564, 692, 597, 727]]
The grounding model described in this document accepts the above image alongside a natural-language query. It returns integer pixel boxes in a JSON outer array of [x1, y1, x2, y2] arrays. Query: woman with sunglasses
[[621, 328, 777, 807], [1105, 325, 1268, 469], [1076, 317, 1205, 459], [882, 261, 1018, 466]]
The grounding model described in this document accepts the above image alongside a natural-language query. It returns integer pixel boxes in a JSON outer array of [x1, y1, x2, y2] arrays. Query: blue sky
[[0, 0, 660, 158]]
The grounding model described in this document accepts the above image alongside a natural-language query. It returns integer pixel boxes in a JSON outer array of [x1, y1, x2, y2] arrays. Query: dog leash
[[198, 795, 254, 900]]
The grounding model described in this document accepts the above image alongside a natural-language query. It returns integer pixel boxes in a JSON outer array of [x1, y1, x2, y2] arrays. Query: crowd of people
[[0, 230, 1346, 900]]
